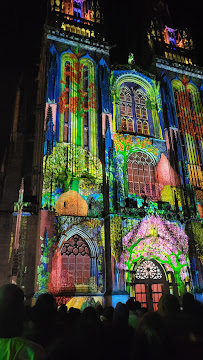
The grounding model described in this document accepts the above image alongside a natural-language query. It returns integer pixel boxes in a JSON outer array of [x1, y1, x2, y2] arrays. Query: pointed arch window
[[61, 234, 91, 285], [127, 151, 159, 199], [121, 117, 127, 131], [119, 87, 134, 133], [64, 61, 71, 142], [134, 89, 148, 120], [137, 120, 143, 134], [128, 118, 134, 132], [134, 89, 149, 135], [143, 121, 149, 135], [120, 86, 132, 117], [83, 65, 89, 150], [136, 106, 141, 119]]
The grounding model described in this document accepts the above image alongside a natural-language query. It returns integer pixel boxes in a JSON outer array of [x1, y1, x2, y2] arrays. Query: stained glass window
[[121, 117, 127, 131], [120, 87, 133, 131], [61, 234, 90, 285], [143, 121, 149, 135], [127, 152, 159, 199], [135, 260, 162, 280], [134, 89, 149, 134], [137, 120, 142, 133], [152, 284, 163, 311], [135, 284, 147, 307], [128, 119, 134, 132]]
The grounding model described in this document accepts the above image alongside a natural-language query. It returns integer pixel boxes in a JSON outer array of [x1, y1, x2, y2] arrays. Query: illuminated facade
[[0, 0, 202, 309]]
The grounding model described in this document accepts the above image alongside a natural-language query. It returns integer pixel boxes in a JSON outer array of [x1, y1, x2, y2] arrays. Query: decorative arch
[[114, 74, 154, 95], [133, 258, 168, 281], [58, 226, 99, 259], [131, 259, 169, 311], [112, 73, 163, 138], [57, 227, 99, 288]]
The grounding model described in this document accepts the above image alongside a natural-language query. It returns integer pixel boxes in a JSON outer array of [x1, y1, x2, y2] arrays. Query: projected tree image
[[43, 142, 103, 209], [118, 215, 189, 295]]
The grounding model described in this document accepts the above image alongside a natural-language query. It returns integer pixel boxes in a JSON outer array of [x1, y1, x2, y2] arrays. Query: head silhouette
[[158, 294, 180, 315], [0, 284, 24, 337]]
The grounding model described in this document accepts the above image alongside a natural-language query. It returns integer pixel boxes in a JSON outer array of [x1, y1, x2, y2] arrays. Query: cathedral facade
[[1, 0, 203, 309]]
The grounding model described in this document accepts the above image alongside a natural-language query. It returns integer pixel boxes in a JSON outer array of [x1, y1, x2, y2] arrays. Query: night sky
[[0, 0, 202, 157]]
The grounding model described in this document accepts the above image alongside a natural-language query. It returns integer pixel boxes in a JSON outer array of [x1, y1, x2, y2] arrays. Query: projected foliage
[[118, 215, 189, 295], [42, 142, 103, 209]]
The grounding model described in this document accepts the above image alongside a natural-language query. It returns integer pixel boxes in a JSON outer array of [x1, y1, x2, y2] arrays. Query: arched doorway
[[130, 259, 169, 311]]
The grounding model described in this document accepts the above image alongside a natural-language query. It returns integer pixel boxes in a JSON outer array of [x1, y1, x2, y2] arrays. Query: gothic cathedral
[[1, 0, 203, 310]]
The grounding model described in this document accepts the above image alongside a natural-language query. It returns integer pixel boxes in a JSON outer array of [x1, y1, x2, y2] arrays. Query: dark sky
[[0, 0, 201, 156]]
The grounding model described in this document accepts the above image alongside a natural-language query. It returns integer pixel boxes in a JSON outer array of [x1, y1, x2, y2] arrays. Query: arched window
[[134, 89, 149, 135], [120, 87, 132, 117], [121, 117, 127, 131], [83, 65, 89, 150], [61, 234, 91, 285], [143, 121, 149, 135], [128, 119, 134, 132], [135, 260, 162, 280], [137, 120, 142, 134], [119, 87, 134, 132], [64, 61, 71, 142], [134, 89, 148, 119], [127, 152, 159, 199], [136, 106, 141, 119]]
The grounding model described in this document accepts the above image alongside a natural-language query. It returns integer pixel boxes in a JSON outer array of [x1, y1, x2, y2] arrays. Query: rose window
[[135, 260, 162, 280]]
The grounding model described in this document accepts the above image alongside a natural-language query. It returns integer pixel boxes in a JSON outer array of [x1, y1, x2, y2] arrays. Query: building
[[0, 0, 202, 309]]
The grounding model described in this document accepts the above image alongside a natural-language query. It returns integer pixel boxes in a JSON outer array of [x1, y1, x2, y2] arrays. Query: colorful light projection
[[42, 142, 103, 215], [172, 78, 203, 210], [58, 51, 97, 151], [47, 218, 104, 296], [111, 73, 164, 139], [42, 48, 102, 216], [50, 0, 100, 24], [118, 215, 189, 295], [111, 132, 182, 210], [113, 134, 158, 198], [37, 233, 56, 293]]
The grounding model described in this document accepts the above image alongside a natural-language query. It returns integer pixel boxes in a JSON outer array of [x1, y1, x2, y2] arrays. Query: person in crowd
[[0, 284, 45, 360], [126, 299, 143, 331]]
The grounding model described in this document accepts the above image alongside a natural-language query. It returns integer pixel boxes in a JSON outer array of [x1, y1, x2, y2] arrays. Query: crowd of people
[[0, 284, 203, 359]]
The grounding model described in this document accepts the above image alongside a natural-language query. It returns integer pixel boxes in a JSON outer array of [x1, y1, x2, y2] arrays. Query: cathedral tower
[[33, 0, 112, 306]]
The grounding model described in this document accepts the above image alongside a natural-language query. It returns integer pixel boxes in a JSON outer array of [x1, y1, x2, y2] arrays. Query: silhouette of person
[[0, 284, 45, 360]]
